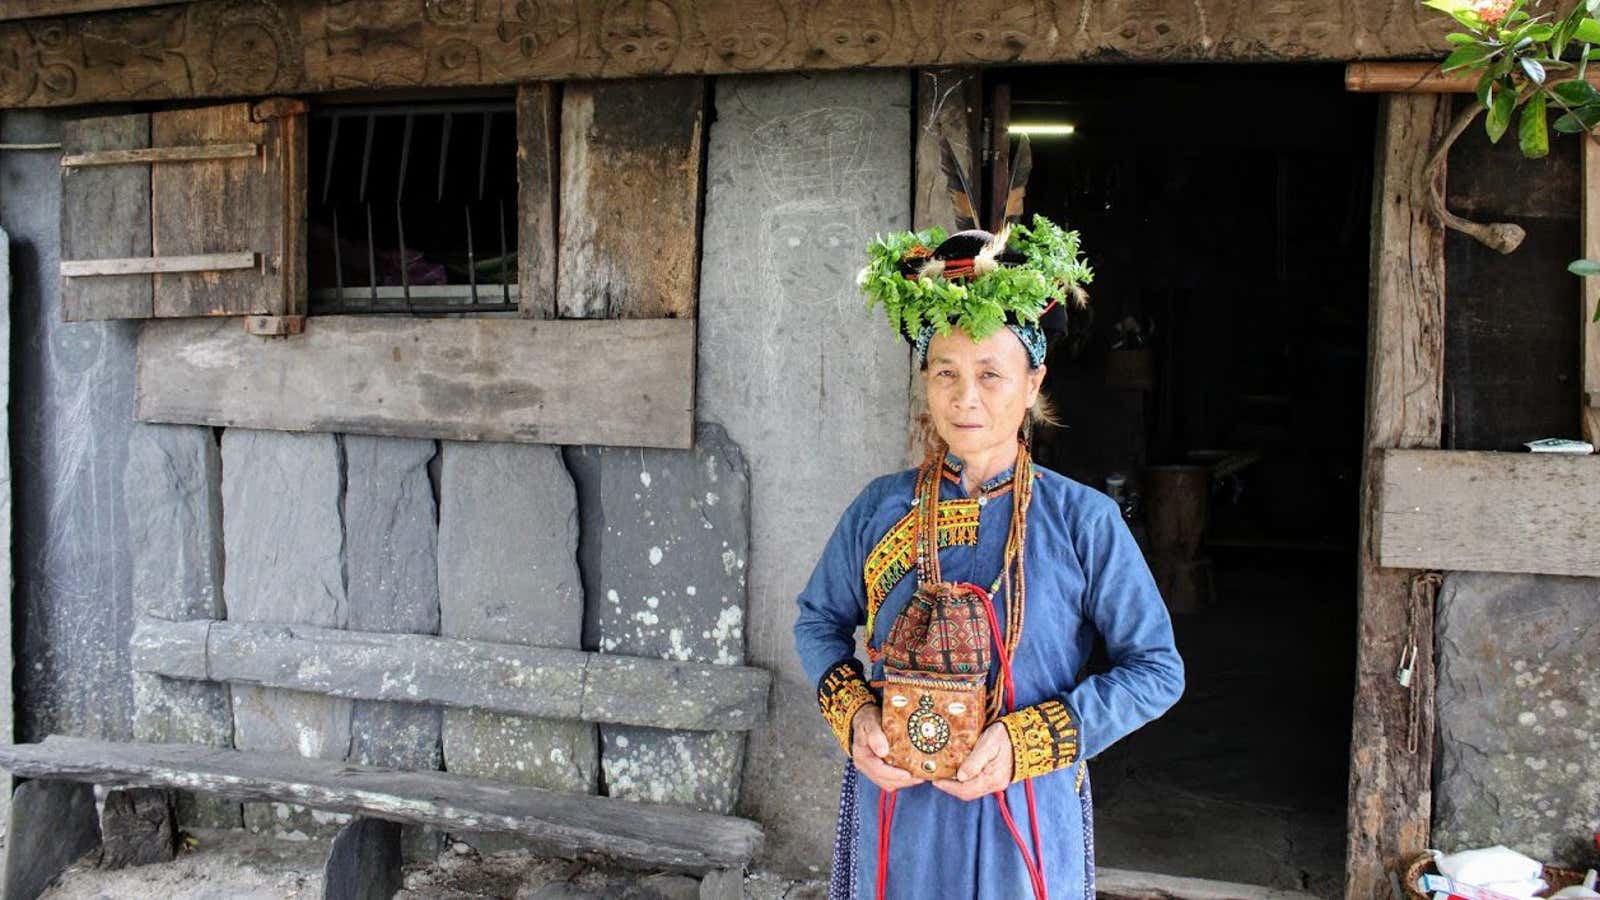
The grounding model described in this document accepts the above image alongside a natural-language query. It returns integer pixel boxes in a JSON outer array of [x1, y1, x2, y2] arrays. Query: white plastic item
[[1432, 846, 1545, 886], [1554, 871, 1600, 898]]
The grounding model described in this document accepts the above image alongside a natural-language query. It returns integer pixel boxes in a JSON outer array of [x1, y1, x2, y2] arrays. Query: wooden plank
[[516, 83, 559, 319], [557, 79, 704, 319], [1095, 867, 1321, 900], [907, 67, 983, 465], [0, 735, 765, 871], [61, 143, 258, 167], [150, 103, 294, 317], [1583, 138, 1600, 445], [61, 251, 256, 276], [0, 1, 1452, 109], [1376, 449, 1600, 576], [128, 618, 770, 731], [0, 0, 180, 21], [59, 113, 151, 320], [135, 316, 695, 449], [1346, 93, 1450, 900], [1346, 62, 1600, 93]]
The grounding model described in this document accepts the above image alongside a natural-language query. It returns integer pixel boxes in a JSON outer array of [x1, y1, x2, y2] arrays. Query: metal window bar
[[309, 102, 518, 316]]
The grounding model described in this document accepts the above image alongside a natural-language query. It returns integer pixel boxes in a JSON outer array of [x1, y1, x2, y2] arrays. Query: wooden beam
[[59, 112, 152, 320], [1095, 867, 1321, 900], [0, 1, 1452, 110], [0, 736, 764, 871], [0, 0, 180, 21], [135, 316, 696, 449], [60, 142, 258, 167], [60, 251, 256, 277], [556, 79, 704, 319], [516, 83, 558, 320], [1347, 61, 1600, 93], [1583, 138, 1600, 445], [1376, 449, 1600, 576], [1346, 93, 1449, 900], [130, 618, 771, 732]]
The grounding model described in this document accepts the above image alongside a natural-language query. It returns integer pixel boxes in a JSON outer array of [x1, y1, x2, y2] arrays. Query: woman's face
[[924, 328, 1045, 460]]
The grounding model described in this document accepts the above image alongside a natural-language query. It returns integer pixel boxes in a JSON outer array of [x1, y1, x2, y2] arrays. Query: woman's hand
[[850, 705, 918, 793], [932, 721, 1014, 801]]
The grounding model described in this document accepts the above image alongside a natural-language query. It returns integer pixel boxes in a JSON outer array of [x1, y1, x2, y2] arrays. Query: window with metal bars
[[307, 100, 518, 315]]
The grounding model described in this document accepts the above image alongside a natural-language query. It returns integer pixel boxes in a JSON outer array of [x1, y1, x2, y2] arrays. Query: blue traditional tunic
[[794, 454, 1185, 900]]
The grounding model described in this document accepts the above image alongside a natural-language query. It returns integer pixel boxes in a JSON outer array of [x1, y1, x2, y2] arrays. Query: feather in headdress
[[1001, 135, 1032, 228], [940, 137, 979, 232]]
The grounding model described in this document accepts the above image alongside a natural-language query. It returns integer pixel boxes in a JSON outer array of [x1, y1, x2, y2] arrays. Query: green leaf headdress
[[858, 137, 1093, 368]]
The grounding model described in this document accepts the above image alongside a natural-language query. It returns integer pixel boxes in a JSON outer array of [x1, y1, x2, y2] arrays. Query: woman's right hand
[[851, 704, 918, 792]]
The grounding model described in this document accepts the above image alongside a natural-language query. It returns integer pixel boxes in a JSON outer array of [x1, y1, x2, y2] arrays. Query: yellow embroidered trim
[[1000, 699, 1079, 782], [862, 499, 981, 637], [818, 659, 875, 754]]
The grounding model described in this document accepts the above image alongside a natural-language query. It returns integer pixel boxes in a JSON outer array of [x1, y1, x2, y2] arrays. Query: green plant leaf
[[1518, 90, 1549, 157], [1487, 85, 1517, 142], [1446, 31, 1481, 45], [1478, 70, 1497, 107], [1575, 16, 1600, 42], [1524, 23, 1556, 40], [1553, 103, 1600, 132], [1567, 258, 1600, 276], [1553, 79, 1600, 105], [1423, 0, 1471, 13], [1520, 56, 1547, 83], [1445, 43, 1493, 70]]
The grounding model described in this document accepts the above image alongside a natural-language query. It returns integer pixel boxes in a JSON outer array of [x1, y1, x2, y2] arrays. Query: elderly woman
[[792, 213, 1185, 900]]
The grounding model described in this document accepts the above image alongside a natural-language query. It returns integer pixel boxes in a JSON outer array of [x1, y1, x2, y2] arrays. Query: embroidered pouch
[[879, 580, 991, 779]]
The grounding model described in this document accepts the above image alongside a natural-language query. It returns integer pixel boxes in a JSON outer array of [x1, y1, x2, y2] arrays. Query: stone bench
[[0, 736, 762, 900]]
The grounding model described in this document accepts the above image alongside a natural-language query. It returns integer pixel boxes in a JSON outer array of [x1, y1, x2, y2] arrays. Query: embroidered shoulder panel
[[818, 658, 876, 755], [1000, 698, 1079, 782], [863, 499, 980, 636]]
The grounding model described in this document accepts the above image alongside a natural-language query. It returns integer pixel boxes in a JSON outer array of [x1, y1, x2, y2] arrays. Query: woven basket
[[1404, 853, 1589, 900]]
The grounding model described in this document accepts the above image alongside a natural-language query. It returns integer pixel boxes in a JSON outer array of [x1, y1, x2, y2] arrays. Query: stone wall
[[1434, 572, 1600, 869], [696, 71, 914, 873]]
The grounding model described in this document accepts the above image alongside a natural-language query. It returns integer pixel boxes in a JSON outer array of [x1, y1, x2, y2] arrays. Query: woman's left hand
[[932, 721, 1014, 801]]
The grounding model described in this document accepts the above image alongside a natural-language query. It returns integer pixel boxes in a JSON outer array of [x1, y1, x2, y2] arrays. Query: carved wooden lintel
[[0, 0, 1452, 110]]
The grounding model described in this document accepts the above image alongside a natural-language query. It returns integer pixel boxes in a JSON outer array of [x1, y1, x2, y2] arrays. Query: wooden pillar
[[907, 68, 983, 465], [1346, 92, 1450, 899], [1581, 139, 1600, 446]]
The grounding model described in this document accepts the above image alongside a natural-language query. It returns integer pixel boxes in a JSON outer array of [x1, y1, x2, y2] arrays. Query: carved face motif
[[496, 0, 577, 60], [0, 31, 39, 106], [703, 1, 787, 70], [598, 0, 680, 74], [949, 0, 1036, 62], [1098, 0, 1191, 53], [805, 0, 892, 66], [212, 23, 283, 92], [1249, 0, 1341, 52]]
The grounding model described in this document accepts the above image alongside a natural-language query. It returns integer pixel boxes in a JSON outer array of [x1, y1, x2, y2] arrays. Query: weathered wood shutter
[[60, 99, 306, 322]]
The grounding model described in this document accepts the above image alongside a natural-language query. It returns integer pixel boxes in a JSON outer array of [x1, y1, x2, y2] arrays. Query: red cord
[[873, 581, 1052, 900]]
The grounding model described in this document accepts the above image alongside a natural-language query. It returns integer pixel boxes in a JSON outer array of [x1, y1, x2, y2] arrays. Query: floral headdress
[[857, 137, 1093, 368]]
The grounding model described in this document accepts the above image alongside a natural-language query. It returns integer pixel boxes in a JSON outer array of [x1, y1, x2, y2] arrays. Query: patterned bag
[[879, 580, 992, 780]]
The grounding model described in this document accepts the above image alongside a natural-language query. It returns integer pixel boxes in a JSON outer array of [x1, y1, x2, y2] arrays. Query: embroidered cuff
[[817, 658, 876, 754], [999, 698, 1079, 782]]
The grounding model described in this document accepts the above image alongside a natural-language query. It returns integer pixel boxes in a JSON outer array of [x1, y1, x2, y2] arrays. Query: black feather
[[1001, 135, 1032, 227], [940, 137, 979, 232]]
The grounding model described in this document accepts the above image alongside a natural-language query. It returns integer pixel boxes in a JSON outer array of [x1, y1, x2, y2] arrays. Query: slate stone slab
[[568, 423, 751, 813], [438, 442, 596, 793], [1434, 572, 1600, 868], [323, 817, 404, 900], [342, 435, 443, 807], [125, 423, 238, 828], [3, 778, 100, 900], [99, 787, 177, 869], [694, 72, 912, 869], [7, 110, 138, 745], [221, 429, 351, 838], [0, 228, 11, 767]]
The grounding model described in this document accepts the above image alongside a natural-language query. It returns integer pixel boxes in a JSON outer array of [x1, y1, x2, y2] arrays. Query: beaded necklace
[[912, 441, 1034, 723]]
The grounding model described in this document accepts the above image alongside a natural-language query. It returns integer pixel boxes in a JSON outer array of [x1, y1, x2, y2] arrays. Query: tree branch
[[1425, 99, 1527, 255]]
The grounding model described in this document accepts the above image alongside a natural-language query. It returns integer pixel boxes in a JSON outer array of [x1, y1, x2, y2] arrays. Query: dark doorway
[[999, 65, 1375, 894]]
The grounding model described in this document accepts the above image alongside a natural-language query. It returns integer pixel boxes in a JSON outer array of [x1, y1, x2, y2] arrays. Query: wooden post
[[1346, 93, 1450, 899], [907, 68, 984, 465], [1581, 139, 1600, 445]]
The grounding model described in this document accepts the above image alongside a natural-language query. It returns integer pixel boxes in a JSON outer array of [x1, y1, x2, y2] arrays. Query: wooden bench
[[0, 736, 762, 900]]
